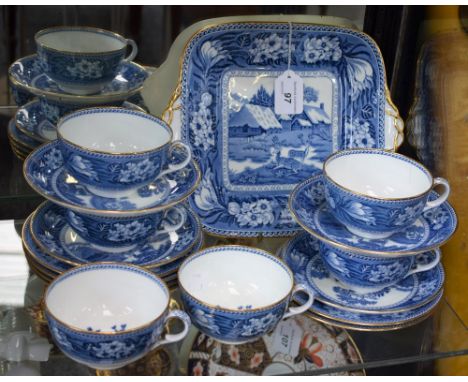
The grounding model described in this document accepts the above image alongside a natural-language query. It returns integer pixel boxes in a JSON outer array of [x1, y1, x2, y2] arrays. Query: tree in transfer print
[[304, 86, 319, 103], [250, 86, 273, 107]]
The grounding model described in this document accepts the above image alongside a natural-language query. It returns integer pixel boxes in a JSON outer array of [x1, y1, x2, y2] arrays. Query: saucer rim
[[301, 290, 443, 327], [8, 54, 151, 102], [278, 234, 445, 314]]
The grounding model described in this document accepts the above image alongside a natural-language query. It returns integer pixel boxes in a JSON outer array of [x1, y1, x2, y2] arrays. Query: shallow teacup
[[35, 26, 137, 95], [178, 246, 314, 344], [57, 108, 191, 196], [66, 205, 186, 247], [319, 240, 441, 289], [45, 263, 190, 370], [323, 149, 450, 239]]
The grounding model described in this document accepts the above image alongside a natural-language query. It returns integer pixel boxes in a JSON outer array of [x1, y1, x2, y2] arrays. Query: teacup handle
[[160, 205, 187, 233], [123, 39, 138, 62], [283, 284, 314, 319], [423, 177, 450, 212], [406, 248, 441, 277], [151, 310, 191, 348], [157, 141, 192, 179]]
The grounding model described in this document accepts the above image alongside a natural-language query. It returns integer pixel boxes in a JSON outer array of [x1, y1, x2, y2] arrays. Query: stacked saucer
[[8, 26, 152, 160], [22, 107, 201, 290], [286, 149, 457, 330]]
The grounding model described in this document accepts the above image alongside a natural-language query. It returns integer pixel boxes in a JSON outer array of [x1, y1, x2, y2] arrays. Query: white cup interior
[[179, 248, 293, 309], [59, 111, 171, 153], [46, 267, 168, 331], [37, 30, 125, 53], [325, 152, 432, 199]]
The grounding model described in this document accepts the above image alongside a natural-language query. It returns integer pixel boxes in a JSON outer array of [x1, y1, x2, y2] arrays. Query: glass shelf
[[0, 223, 466, 376]]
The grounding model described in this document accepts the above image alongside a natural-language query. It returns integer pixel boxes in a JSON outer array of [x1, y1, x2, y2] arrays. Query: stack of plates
[[22, 201, 203, 290], [7, 118, 41, 161], [279, 232, 445, 331]]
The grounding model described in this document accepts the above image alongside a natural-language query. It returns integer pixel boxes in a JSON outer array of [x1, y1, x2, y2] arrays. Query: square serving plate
[[180, 22, 393, 237]]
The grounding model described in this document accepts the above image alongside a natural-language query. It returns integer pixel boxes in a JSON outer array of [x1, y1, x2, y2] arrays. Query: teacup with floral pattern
[[45, 263, 190, 370], [35, 26, 137, 95], [66, 204, 187, 247], [323, 149, 450, 239], [319, 240, 441, 289], [178, 246, 314, 344], [57, 108, 191, 196]]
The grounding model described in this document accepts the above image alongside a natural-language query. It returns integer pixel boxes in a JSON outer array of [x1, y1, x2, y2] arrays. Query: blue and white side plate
[[15, 99, 144, 143], [8, 54, 149, 103], [30, 201, 201, 268], [280, 232, 444, 313], [181, 23, 392, 237], [295, 289, 442, 327], [7, 118, 42, 150], [289, 175, 457, 256], [23, 140, 201, 217]]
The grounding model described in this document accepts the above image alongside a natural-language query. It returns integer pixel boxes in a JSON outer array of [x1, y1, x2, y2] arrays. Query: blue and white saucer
[[23, 215, 202, 278], [295, 289, 442, 327], [15, 99, 144, 143], [23, 140, 201, 217], [7, 117, 42, 150], [280, 232, 444, 314], [9, 54, 149, 103], [30, 201, 201, 268], [289, 175, 457, 256]]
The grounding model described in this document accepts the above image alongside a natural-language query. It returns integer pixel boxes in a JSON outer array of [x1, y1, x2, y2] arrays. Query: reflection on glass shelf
[[0, 269, 466, 375], [0, 220, 28, 306]]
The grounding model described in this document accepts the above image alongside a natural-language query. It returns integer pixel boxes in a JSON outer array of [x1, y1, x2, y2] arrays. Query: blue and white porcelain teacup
[[66, 205, 187, 247], [178, 246, 314, 344], [44, 263, 191, 370], [35, 26, 137, 95], [323, 149, 450, 239], [319, 240, 441, 289], [57, 108, 191, 196]]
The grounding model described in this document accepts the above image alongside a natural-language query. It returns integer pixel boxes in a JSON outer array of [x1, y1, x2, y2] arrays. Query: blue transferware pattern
[[179, 246, 313, 344], [45, 263, 190, 370], [58, 108, 189, 191], [280, 232, 444, 313], [323, 149, 446, 237], [289, 175, 457, 256], [16, 100, 144, 143], [65, 204, 186, 247], [31, 201, 201, 268], [295, 289, 443, 326], [23, 217, 71, 274], [181, 23, 387, 237], [8, 55, 148, 101], [181, 291, 287, 344], [23, 140, 200, 216], [8, 119, 42, 149], [9, 79, 34, 106], [38, 96, 134, 125], [319, 240, 440, 288]]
